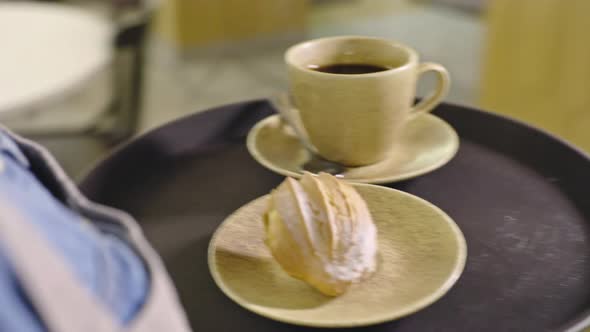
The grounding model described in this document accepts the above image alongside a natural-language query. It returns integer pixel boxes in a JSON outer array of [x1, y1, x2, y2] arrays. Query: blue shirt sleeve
[[0, 132, 148, 331]]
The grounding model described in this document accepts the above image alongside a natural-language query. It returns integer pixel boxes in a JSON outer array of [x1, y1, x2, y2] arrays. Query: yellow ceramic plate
[[208, 183, 467, 328], [246, 114, 459, 184]]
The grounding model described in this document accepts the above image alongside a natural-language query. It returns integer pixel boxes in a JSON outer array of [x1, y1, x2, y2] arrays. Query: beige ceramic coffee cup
[[285, 36, 450, 166]]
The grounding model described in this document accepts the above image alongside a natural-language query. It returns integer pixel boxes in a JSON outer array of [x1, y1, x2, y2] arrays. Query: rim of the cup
[[285, 35, 419, 77]]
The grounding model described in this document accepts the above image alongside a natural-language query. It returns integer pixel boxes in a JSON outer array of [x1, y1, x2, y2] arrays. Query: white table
[[0, 2, 113, 128]]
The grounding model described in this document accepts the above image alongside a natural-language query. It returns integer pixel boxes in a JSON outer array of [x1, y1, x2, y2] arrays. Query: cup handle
[[410, 62, 451, 117]]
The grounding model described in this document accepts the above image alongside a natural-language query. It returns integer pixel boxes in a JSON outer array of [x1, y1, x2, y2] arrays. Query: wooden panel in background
[[153, 0, 309, 50], [480, 0, 590, 152]]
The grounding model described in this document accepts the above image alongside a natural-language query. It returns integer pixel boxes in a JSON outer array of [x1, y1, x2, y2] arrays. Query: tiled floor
[[4, 1, 484, 179]]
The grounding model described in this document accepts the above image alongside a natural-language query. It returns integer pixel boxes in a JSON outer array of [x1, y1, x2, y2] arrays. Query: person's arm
[[0, 130, 148, 330]]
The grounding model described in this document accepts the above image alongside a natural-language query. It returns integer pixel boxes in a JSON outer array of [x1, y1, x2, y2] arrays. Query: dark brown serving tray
[[80, 100, 590, 332]]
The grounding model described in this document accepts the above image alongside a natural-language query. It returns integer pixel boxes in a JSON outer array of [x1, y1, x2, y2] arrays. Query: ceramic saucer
[[247, 114, 459, 184], [208, 183, 467, 328]]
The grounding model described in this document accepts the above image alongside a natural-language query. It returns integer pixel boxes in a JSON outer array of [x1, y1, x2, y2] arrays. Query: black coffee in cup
[[308, 63, 391, 74]]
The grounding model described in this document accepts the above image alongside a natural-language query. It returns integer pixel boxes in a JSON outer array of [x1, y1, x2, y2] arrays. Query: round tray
[[80, 100, 590, 332]]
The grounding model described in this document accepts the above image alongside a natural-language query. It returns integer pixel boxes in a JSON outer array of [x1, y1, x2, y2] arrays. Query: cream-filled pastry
[[263, 172, 378, 296]]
